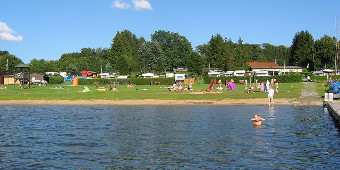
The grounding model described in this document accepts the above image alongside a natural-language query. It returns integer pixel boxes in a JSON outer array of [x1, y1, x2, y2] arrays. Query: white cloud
[[133, 0, 152, 11], [0, 22, 23, 41], [111, 0, 131, 9]]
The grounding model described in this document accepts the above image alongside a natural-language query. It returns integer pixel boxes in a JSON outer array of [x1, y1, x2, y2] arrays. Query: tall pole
[[6, 59, 8, 71], [336, 16, 338, 75]]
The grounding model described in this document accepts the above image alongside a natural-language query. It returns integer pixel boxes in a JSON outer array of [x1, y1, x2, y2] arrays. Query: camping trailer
[[233, 70, 246, 76]]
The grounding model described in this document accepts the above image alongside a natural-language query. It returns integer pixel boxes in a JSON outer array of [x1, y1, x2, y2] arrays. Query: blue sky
[[1, 0, 340, 63]]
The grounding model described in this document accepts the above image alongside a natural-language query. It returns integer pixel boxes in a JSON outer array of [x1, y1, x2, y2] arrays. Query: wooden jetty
[[324, 102, 340, 124]]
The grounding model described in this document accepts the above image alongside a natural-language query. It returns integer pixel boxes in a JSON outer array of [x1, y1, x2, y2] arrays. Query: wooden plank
[[324, 103, 340, 124]]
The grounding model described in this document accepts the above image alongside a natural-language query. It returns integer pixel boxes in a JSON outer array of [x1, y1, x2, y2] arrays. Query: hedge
[[204, 74, 303, 84], [310, 75, 340, 83], [49, 75, 64, 84], [131, 77, 175, 85], [311, 75, 327, 82], [78, 77, 175, 86]]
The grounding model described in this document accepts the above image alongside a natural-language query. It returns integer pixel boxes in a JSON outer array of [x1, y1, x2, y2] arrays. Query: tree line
[[0, 30, 338, 75]]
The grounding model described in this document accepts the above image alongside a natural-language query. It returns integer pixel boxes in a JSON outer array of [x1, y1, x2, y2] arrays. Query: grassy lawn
[[0, 82, 306, 101], [315, 82, 329, 98]]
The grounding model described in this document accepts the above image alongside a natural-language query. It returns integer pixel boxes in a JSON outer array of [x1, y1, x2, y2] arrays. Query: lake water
[[0, 105, 340, 169]]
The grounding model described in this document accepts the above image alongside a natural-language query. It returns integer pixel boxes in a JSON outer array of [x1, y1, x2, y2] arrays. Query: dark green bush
[[272, 74, 302, 83], [78, 78, 124, 85], [49, 75, 64, 84], [78, 77, 175, 85], [311, 75, 327, 82], [204, 74, 303, 84], [131, 78, 174, 85], [310, 75, 340, 83]]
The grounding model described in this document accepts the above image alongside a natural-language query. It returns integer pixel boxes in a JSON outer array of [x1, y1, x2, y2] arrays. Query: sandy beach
[[0, 98, 323, 106]]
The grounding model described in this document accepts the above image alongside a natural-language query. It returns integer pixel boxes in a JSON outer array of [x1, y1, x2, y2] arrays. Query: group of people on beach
[[245, 78, 278, 93], [216, 79, 235, 90], [168, 81, 193, 91], [242, 78, 277, 106]]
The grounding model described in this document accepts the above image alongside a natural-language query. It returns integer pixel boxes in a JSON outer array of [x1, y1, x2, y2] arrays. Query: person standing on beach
[[268, 86, 274, 106], [266, 80, 270, 92]]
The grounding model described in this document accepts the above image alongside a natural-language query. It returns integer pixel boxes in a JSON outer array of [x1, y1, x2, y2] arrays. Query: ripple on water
[[0, 105, 340, 169]]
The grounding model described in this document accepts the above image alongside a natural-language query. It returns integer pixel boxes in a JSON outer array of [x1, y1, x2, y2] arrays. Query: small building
[[106, 75, 116, 79], [166, 73, 174, 78], [0, 72, 7, 84], [312, 71, 324, 76], [46, 72, 59, 76], [14, 64, 31, 86], [208, 71, 223, 77], [247, 62, 302, 76], [30, 73, 48, 85], [225, 71, 234, 76], [142, 73, 155, 78], [100, 73, 116, 79], [174, 73, 195, 84], [3, 75, 20, 85], [322, 69, 335, 75], [46, 72, 68, 78], [99, 73, 109, 78], [80, 70, 98, 78], [233, 70, 246, 76], [175, 73, 185, 84], [173, 68, 188, 72], [255, 70, 269, 76], [203, 68, 222, 72], [279, 66, 303, 74], [116, 75, 130, 79], [59, 72, 68, 78]]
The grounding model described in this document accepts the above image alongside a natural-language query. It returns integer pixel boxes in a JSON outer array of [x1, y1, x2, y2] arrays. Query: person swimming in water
[[251, 114, 266, 126]]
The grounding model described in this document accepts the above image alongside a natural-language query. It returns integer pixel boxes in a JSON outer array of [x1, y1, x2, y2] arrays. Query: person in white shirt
[[268, 86, 275, 106]]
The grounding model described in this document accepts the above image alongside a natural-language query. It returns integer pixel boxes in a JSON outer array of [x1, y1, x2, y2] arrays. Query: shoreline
[[0, 98, 323, 106]]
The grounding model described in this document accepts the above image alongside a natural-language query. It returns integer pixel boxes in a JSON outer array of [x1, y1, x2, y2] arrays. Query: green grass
[[315, 82, 329, 98], [0, 83, 306, 101]]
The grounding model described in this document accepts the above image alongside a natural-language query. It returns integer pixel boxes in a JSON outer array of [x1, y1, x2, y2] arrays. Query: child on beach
[[275, 81, 279, 92]]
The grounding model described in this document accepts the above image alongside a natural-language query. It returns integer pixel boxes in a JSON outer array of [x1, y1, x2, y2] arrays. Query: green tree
[[66, 64, 78, 76], [124, 55, 139, 73], [207, 34, 225, 68], [290, 30, 315, 70], [57, 48, 109, 74], [250, 44, 262, 62], [187, 52, 203, 75], [0, 50, 9, 56], [104, 62, 114, 73], [196, 44, 210, 67], [138, 42, 149, 73], [314, 35, 336, 70], [261, 43, 277, 61], [0, 54, 24, 74], [116, 55, 130, 75], [137, 41, 165, 73], [148, 41, 165, 73], [275, 45, 290, 66], [108, 30, 144, 68], [222, 39, 236, 70], [234, 39, 247, 68], [29, 59, 58, 73], [151, 30, 192, 70]]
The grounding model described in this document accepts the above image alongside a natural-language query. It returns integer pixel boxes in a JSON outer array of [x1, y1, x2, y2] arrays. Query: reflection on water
[[0, 105, 340, 169]]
